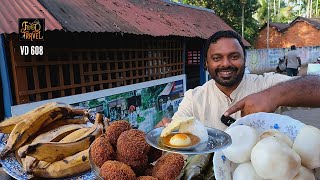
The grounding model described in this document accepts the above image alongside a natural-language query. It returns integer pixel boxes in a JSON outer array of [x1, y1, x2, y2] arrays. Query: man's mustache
[[215, 67, 238, 73]]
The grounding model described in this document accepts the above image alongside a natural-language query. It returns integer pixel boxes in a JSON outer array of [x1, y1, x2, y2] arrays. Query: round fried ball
[[117, 129, 150, 159], [100, 160, 136, 180], [137, 176, 158, 180], [117, 154, 148, 176], [105, 120, 131, 147], [152, 153, 184, 180], [90, 134, 115, 167]]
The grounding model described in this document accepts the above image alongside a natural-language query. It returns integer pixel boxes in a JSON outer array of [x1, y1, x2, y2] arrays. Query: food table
[[1, 105, 320, 179]]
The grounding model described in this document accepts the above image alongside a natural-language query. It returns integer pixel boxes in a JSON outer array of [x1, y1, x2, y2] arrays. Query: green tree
[[180, 0, 261, 45], [256, 0, 296, 23]]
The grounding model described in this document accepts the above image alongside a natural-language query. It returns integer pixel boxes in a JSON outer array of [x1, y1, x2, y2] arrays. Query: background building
[[255, 17, 320, 49]]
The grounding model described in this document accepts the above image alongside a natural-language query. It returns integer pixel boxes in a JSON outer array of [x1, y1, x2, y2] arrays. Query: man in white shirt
[[156, 30, 320, 131], [285, 45, 301, 76]]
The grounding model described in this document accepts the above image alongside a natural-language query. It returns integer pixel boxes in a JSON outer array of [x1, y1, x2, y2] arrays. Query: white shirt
[[172, 73, 292, 130], [286, 50, 300, 69]]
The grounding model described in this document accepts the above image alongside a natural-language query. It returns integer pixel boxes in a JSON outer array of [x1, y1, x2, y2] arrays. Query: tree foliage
[[175, 0, 320, 45], [180, 0, 261, 45], [256, 0, 320, 24], [256, 0, 296, 24]]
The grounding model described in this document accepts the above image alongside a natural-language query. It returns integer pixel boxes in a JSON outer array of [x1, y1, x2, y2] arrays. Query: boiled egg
[[169, 133, 192, 146]]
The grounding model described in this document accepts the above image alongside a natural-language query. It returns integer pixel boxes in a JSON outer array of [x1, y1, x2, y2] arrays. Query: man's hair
[[204, 30, 246, 60], [291, 45, 296, 50]]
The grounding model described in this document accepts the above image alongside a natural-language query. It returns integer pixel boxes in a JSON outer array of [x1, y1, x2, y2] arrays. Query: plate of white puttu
[[213, 112, 320, 180]]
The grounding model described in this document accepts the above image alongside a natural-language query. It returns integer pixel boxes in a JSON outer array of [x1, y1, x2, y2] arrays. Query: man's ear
[[204, 60, 207, 71]]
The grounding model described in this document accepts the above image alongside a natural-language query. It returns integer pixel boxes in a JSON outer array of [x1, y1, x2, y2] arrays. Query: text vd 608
[[20, 46, 43, 56]]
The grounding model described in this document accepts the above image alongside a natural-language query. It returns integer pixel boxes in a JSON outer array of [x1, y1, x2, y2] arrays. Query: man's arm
[[224, 75, 320, 117], [284, 56, 288, 66], [298, 57, 301, 67]]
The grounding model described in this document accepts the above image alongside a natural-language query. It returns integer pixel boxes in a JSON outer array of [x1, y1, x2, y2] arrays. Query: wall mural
[[72, 79, 185, 132], [11, 75, 186, 133]]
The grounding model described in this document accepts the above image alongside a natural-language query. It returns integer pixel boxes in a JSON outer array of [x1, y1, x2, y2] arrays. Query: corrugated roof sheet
[[292, 17, 320, 30], [38, 0, 236, 39], [261, 16, 320, 32], [269, 22, 288, 31], [0, 0, 63, 34]]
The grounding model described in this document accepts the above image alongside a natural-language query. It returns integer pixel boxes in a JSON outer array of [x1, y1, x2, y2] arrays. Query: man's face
[[206, 37, 245, 87]]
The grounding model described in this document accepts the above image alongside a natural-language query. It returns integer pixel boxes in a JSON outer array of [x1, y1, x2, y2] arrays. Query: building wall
[[246, 46, 320, 74], [255, 21, 320, 49], [255, 27, 283, 49], [282, 21, 320, 48]]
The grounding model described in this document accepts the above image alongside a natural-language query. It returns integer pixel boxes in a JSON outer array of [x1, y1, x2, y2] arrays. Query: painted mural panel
[[11, 75, 186, 133], [72, 79, 184, 132]]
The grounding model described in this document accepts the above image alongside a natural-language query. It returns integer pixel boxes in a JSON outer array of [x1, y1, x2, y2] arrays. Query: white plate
[[146, 127, 232, 155], [213, 112, 307, 180]]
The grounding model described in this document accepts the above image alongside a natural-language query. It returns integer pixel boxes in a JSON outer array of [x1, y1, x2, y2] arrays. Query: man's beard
[[210, 65, 245, 87]]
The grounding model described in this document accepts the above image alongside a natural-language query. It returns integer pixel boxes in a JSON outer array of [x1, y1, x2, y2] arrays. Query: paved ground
[[298, 64, 308, 76], [282, 108, 320, 128], [281, 65, 320, 128]]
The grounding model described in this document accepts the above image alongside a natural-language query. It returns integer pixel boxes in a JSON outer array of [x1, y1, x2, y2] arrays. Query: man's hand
[[224, 92, 279, 117], [154, 117, 172, 128]]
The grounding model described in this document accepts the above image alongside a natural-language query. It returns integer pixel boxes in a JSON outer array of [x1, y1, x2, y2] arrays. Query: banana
[[59, 127, 90, 143], [31, 124, 88, 143], [26, 116, 89, 146], [0, 114, 28, 134], [40, 107, 87, 128], [33, 116, 89, 137], [0, 103, 77, 159], [18, 113, 103, 163], [20, 124, 88, 172], [0, 102, 59, 134], [60, 113, 102, 143], [31, 149, 90, 178]]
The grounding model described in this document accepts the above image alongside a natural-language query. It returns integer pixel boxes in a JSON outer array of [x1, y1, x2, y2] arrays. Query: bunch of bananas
[[0, 102, 105, 178]]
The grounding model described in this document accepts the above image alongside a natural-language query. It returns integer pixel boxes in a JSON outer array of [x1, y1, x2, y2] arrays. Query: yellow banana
[[0, 103, 76, 159], [24, 124, 90, 172], [19, 123, 88, 172], [40, 107, 87, 128], [31, 149, 90, 178], [0, 114, 28, 134], [26, 116, 89, 145], [33, 116, 89, 137], [59, 127, 90, 143], [18, 113, 103, 163], [31, 124, 88, 143], [0, 102, 58, 134], [59, 113, 103, 143], [19, 128, 101, 163]]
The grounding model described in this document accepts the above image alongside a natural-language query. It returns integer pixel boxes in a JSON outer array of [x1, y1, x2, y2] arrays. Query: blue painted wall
[[0, 34, 13, 117], [199, 44, 206, 85]]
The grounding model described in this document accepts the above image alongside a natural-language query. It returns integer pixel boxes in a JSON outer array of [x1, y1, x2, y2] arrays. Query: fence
[[8, 37, 183, 105]]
